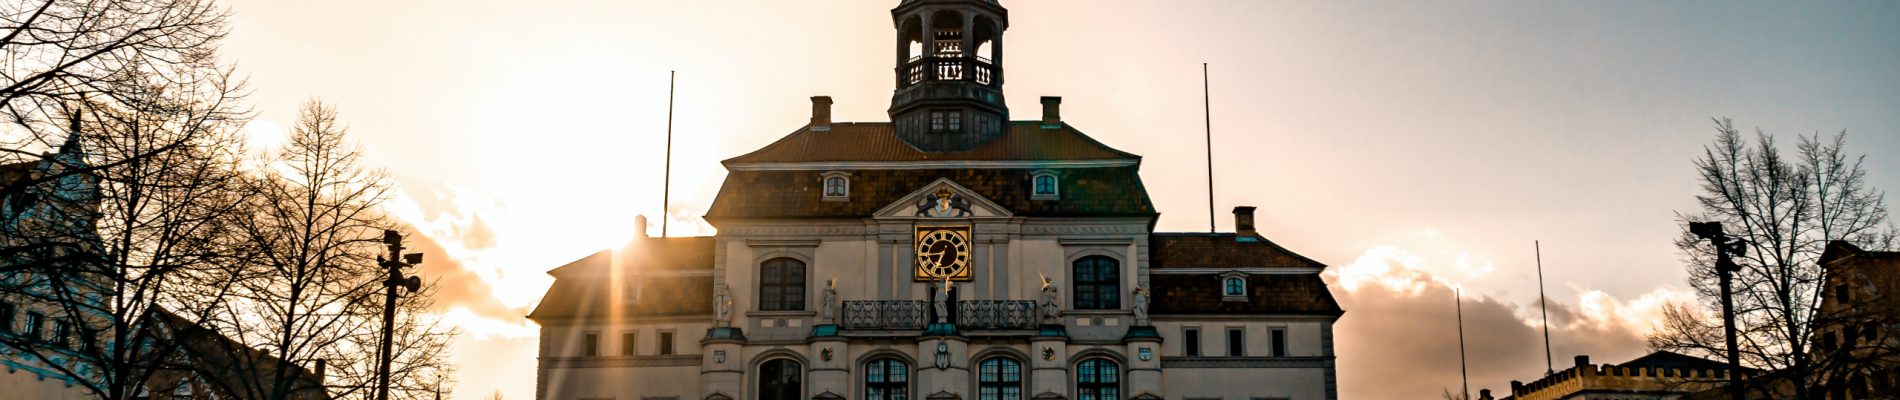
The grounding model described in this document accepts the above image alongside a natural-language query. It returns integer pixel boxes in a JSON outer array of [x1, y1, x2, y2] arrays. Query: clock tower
[[888, 0, 1010, 152]]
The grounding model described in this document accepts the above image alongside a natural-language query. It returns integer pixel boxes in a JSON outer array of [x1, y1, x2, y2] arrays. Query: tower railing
[[897, 56, 998, 88]]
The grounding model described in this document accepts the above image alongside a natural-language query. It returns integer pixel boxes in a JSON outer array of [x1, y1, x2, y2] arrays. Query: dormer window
[[1031, 170, 1059, 200], [930, 110, 963, 133], [821, 172, 851, 201], [1220, 272, 1248, 302]]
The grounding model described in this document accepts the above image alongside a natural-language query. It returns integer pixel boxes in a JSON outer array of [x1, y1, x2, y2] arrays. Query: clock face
[[914, 226, 973, 281]]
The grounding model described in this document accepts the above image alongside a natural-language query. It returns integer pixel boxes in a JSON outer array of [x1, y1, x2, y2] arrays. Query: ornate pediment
[[872, 178, 1013, 220]]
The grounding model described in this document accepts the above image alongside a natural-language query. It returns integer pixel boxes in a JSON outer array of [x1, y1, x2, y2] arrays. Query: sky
[[211, 1, 1900, 399]]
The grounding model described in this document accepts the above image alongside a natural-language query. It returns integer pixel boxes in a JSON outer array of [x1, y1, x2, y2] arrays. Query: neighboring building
[[1486, 352, 1745, 400], [1810, 241, 1900, 399], [1, 133, 330, 400], [527, 1, 1344, 400]]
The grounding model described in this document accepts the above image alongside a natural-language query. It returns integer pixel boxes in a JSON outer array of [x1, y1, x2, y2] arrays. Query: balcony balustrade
[[839, 299, 1038, 332]]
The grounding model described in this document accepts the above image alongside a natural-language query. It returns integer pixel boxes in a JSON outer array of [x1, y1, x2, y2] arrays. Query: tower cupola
[[889, 0, 1009, 152]]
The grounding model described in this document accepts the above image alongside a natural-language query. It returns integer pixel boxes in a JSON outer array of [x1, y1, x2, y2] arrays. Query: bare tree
[[2, 0, 234, 192], [208, 101, 455, 400], [0, 55, 251, 400], [1649, 118, 1897, 399]]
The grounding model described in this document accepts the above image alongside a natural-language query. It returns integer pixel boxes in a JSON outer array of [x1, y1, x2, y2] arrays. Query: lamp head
[[402, 276, 422, 292], [383, 229, 403, 245], [1688, 221, 1725, 240], [404, 253, 424, 265]]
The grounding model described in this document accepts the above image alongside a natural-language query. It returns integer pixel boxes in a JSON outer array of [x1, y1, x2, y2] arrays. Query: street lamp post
[[1689, 222, 1746, 400], [377, 230, 424, 400]]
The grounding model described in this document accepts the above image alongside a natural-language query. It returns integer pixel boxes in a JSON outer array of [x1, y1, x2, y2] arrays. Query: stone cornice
[[1159, 356, 1335, 369], [543, 355, 701, 368]]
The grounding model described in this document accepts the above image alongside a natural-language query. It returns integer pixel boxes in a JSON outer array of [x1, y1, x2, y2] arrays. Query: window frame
[[929, 109, 964, 133], [621, 331, 638, 356], [583, 332, 600, 357], [758, 358, 803, 400], [977, 356, 1024, 400], [25, 311, 44, 342], [0, 302, 13, 333], [1074, 358, 1121, 400], [1030, 171, 1059, 200], [1227, 328, 1246, 357], [821, 172, 851, 201], [759, 257, 809, 312], [1270, 328, 1288, 357], [1183, 327, 1202, 356], [864, 357, 911, 400], [1071, 256, 1121, 310], [658, 331, 675, 356]]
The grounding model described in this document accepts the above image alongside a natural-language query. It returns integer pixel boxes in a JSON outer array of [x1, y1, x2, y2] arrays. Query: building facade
[[529, 1, 1343, 399]]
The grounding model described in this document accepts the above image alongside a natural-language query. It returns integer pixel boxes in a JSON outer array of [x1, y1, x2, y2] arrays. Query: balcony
[[840, 300, 1038, 332]]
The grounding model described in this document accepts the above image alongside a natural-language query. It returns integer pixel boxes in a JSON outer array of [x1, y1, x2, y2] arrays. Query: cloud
[[1327, 245, 1695, 399], [401, 226, 524, 324]]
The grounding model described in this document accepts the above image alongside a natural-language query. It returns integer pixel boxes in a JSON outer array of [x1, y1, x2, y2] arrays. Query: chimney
[[1574, 355, 1591, 368], [314, 359, 326, 384], [1233, 206, 1257, 237], [810, 96, 834, 131], [635, 215, 649, 239], [1040, 96, 1062, 128], [1510, 381, 1524, 394], [1479, 389, 1493, 400]]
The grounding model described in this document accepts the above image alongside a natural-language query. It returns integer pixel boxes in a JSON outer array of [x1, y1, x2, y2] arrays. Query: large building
[[528, 1, 1344, 399], [1, 132, 330, 400]]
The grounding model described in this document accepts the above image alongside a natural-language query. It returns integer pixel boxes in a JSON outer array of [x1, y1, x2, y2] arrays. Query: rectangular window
[[930, 111, 945, 131], [583, 333, 599, 357], [1183, 328, 1202, 356], [658, 332, 675, 356], [25, 312, 44, 342], [0, 302, 13, 333], [948, 111, 963, 131], [1271, 328, 1288, 357], [1227, 328, 1245, 357], [53, 320, 70, 348], [621, 332, 638, 356]]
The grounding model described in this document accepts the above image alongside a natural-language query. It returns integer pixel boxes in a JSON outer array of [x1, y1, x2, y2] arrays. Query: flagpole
[[662, 71, 675, 237]]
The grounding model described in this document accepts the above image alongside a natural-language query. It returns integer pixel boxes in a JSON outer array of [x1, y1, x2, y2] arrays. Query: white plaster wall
[[1164, 367, 1329, 400]]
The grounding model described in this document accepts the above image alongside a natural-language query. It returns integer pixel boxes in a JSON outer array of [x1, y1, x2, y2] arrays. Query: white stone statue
[[1040, 273, 1061, 323], [714, 283, 734, 327], [821, 278, 838, 324], [1132, 285, 1150, 326], [933, 280, 952, 324]]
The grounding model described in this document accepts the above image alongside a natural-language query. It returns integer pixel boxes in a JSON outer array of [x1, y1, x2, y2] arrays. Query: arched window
[[1072, 256, 1120, 310], [1075, 358, 1120, 400], [978, 356, 1023, 400], [759, 359, 802, 400], [1223, 276, 1246, 297], [824, 176, 849, 198], [1031, 173, 1058, 199], [864, 358, 910, 400], [760, 258, 807, 311]]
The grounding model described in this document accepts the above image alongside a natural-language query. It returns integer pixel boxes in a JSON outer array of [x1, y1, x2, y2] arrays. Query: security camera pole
[[1688, 222, 1745, 400], [377, 230, 424, 400]]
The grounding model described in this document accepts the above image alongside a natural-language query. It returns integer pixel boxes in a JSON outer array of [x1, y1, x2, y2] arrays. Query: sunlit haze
[[212, 1, 1900, 398]]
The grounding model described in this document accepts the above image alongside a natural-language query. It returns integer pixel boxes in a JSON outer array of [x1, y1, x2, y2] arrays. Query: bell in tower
[[889, 0, 1009, 152]]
